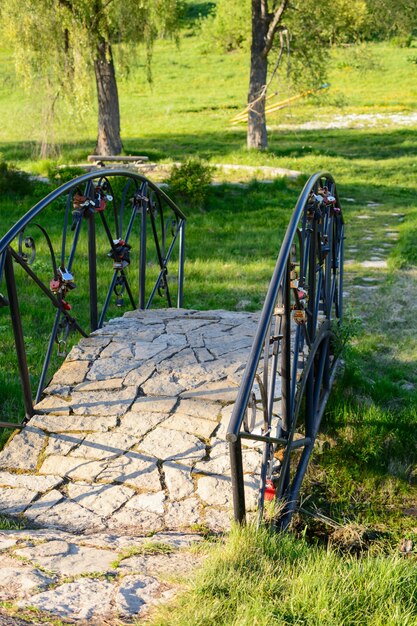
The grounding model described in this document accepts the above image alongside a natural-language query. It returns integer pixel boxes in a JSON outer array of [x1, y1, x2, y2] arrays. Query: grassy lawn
[[0, 9, 417, 623]]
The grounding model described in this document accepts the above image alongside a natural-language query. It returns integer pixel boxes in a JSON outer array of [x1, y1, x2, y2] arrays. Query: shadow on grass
[[2, 126, 417, 165]]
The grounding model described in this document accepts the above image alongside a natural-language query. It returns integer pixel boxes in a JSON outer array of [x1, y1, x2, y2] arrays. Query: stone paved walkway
[[0, 309, 262, 623]]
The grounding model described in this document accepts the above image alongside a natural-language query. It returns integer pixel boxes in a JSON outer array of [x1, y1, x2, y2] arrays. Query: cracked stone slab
[[181, 381, 240, 402], [0, 556, 55, 600], [39, 455, 108, 481], [134, 339, 169, 361], [163, 462, 195, 500], [157, 348, 198, 373], [24, 489, 65, 521], [123, 362, 157, 386], [139, 427, 206, 462], [197, 475, 232, 508], [0, 487, 39, 515], [118, 411, 168, 437], [115, 574, 171, 617], [125, 491, 166, 515], [175, 398, 222, 420], [67, 335, 111, 359], [141, 373, 186, 397], [204, 508, 232, 532], [73, 377, 125, 392], [44, 433, 83, 457], [97, 451, 161, 491], [69, 431, 138, 460], [163, 413, 218, 439], [129, 396, 178, 415], [117, 551, 198, 577], [33, 396, 71, 416], [66, 483, 136, 517], [165, 497, 201, 529], [86, 357, 137, 381], [30, 497, 105, 532], [99, 341, 134, 359], [15, 541, 116, 576], [108, 508, 164, 533], [70, 386, 137, 417], [194, 442, 262, 476], [30, 414, 118, 433], [0, 472, 61, 492], [0, 427, 47, 471], [18, 578, 114, 620], [50, 360, 90, 386]]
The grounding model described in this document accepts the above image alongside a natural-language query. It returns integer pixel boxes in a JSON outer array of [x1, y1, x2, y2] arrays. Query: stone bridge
[[0, 308, 262, 536]]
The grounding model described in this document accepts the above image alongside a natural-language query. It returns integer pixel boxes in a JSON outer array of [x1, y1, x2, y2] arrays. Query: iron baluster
[[4, 248, 33, 420]]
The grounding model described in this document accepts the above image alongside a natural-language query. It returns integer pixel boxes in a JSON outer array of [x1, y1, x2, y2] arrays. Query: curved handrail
[[226, 171, 342, 441], [0, 168, 185, 264], [226, 171, 344, 527]]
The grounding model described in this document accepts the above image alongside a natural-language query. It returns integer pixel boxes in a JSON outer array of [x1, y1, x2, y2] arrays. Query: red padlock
[[96, 197, 106, 212], [50, 278, 61, 292], [264, 479, 276, 502], [62, 300, 72, 311]]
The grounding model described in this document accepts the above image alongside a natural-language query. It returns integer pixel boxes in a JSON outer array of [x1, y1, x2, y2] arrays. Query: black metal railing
[[0, 169, 186, 426], [226, 172, 344, 530]]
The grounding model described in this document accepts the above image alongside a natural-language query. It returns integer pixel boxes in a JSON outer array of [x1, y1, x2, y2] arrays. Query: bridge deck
[[0, 309, 263, 534]]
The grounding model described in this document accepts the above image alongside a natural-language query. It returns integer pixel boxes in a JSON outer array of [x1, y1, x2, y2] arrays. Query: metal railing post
[[177, 220, 185, 308], [4, 248, 33, 419], [88, 212, 98, 331], [139, 202, 147, 309], [229, 438, 246, 524]]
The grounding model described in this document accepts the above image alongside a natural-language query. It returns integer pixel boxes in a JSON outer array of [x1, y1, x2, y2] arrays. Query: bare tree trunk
[[247, 0, 269, 150], [94, 39, 123, 155]]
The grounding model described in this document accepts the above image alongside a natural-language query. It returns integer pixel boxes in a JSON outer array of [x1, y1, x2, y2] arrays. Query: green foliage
[[362, 0, 416, 40], [0, 160, 33, 197], [199, 0, 251, 52], [47, 164, 86, 185], [167, 158, 213, 210]]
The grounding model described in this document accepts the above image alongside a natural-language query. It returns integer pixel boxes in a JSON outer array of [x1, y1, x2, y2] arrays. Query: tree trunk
[[94, 39, 123, 155], [247, 0, 269, 150]]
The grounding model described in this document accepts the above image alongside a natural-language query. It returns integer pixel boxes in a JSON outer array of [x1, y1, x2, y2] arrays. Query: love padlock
[[293, 309, 306, 324], [264, 479, 276, 502], [62, 299, 72, 311], [50, 278, 61, 293], [57, 339, 67, 358], [297, 287, 307, 300]]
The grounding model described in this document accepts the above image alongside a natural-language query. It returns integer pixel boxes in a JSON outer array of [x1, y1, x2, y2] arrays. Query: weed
[[111, 541, 174, 568], [167, 157, 213, 211]]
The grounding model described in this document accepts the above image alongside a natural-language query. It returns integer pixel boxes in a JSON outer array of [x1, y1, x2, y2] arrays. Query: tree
[[0, 0, 182, 155], [247, 0, 368, 150]]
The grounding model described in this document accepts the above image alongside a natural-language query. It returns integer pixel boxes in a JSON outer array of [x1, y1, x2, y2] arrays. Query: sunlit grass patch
[[150, 524, 417, 626]]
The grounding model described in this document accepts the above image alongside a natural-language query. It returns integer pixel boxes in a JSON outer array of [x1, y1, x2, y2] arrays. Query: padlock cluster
[[108, 239, 131, 270], [72, 187, 113, 228], [309, 186, 341, 215], [50, 267, 75, 311]]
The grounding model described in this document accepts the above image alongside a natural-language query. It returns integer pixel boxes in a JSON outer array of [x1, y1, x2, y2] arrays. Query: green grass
[[150, 524, 417, 626]]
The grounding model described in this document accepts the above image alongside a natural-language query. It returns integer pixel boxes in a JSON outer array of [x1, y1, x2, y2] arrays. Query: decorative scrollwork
[[18, 231, 36, 265]]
